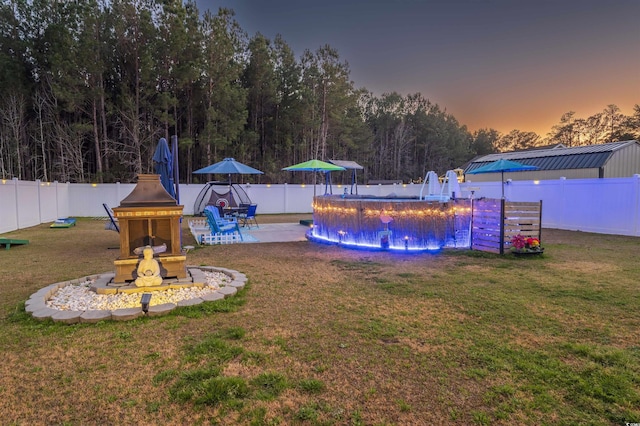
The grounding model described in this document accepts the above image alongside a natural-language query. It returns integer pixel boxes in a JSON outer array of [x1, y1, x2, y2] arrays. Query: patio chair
[[188, 206, 242, 245], [238, 204, 259, 229], [198, 207, 243, 244], [102, 203, 120, 232], [207, 205, 239, 226]]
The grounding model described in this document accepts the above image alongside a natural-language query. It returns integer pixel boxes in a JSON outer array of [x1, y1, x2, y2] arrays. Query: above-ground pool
[[308, 195, 472, 252]]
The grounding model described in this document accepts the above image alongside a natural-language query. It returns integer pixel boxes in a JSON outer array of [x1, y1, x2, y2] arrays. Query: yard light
[[140, 293, 152, 314]]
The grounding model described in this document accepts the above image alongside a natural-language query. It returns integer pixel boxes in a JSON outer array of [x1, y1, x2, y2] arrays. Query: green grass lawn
[[0, 217, 639, 425]]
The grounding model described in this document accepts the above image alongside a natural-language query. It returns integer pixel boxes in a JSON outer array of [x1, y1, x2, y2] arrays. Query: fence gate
[[471, 199, 542, 254]]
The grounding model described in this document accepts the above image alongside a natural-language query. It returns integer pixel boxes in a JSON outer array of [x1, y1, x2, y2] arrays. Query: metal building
[[464, 140, 640, 182]]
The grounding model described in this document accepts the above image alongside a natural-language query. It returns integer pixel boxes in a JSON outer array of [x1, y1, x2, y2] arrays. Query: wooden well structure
[[112, 174, 186, 283]]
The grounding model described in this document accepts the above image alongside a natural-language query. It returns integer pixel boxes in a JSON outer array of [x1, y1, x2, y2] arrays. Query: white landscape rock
[[28, 267, 248, 322]]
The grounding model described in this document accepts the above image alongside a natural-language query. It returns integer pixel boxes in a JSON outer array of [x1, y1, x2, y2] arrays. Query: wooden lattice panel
[[471, 199, 542, 254]]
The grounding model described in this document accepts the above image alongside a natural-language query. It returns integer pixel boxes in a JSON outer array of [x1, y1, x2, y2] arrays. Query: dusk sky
[[194, 0, 639, 137]]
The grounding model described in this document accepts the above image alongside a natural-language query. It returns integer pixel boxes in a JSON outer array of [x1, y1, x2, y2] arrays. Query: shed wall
[[604, 144, 640, 177]]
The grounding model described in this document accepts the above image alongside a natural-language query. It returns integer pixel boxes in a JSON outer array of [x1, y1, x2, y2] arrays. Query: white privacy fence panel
[[459, 181, 504, 200], [15, 181, 39, 229], [551, 178, 639, 235], [0, 179, 71, 234], [459, 177, 640, 236], [69, 183, 136, 217], [245, 184, 290, 214], [68, 183, 323, 216], [2, 177, 640, 237], [0, 179, 19, 234], [39, 182, 61, 224], [177, 184, 205, 215]]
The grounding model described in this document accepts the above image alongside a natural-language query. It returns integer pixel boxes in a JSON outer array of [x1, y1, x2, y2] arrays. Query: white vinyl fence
[[2, 176, 640, 237]]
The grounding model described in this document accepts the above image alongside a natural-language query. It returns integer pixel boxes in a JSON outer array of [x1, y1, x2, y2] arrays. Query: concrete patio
[[242, 222, 310, 243]]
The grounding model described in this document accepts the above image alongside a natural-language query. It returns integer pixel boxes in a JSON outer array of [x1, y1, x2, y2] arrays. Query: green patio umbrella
[[466, 158, 537, 199], [282, 159, 346, 196]]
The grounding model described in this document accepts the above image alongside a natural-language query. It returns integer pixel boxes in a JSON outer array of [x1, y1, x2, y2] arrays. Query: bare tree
[[549, 111, 577, 147], [602, 104, 626, 142], [1, 92, 26, 179], [0, 125, 7, 178], [53, 121, 87, 182], [496, 130, 540, 152], [33, 87, 50, 181]]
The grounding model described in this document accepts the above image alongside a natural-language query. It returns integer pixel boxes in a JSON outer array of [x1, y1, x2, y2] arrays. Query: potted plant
[[510, 234, 544, 255]]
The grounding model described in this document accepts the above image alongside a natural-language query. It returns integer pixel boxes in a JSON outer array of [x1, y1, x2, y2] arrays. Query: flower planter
[[510, 234, 543, 257], [511, 248, 544, 256]]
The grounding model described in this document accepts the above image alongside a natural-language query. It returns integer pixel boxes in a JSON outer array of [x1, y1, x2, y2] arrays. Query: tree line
[[1, 0, 638, 184]]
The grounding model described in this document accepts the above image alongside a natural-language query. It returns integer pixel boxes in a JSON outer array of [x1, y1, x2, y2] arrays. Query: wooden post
[[470, 198, 475, 250], [499, 198, 505, 255], [538, 200, 543, 242]]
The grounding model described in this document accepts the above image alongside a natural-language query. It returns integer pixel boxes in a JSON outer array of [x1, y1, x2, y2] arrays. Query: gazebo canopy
[[328, 160, 364, 195], [327, 160, 364, 170]]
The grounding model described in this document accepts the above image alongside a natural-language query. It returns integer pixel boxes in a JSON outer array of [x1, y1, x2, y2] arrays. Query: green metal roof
[[465, 140, 639, 173]]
